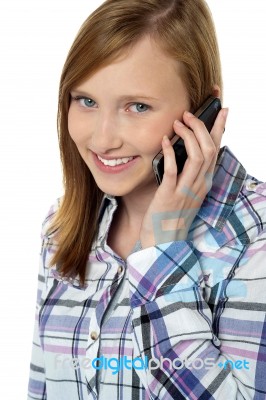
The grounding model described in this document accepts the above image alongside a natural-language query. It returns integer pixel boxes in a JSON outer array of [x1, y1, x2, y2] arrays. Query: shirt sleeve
[[27, 239, 48, 400], [127, 234, 266, 399], [27, 201, 59, 400]]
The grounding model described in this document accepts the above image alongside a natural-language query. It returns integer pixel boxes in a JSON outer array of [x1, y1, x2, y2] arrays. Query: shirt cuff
[[127, 241, 202, 307]]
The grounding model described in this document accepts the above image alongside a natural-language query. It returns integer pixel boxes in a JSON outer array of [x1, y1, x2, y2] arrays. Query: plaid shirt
[[28, 146, 266, 400]]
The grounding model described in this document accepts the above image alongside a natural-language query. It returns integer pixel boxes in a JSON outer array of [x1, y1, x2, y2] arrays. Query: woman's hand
[[140, 108, 228, 248]]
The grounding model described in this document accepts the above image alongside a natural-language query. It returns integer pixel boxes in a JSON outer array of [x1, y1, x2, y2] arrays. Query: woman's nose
[[90, 110, 123, 153]]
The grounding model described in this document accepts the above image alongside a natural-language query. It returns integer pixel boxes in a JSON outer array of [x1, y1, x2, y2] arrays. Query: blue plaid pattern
[[28, 146, 266, 399]]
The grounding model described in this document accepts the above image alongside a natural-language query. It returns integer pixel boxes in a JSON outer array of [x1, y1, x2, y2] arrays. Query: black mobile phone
[[152, 96, 221, 185]]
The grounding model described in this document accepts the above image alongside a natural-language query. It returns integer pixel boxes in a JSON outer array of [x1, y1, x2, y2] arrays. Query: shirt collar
[[197, 146, 247, 231], [98, 146, 247, 233]]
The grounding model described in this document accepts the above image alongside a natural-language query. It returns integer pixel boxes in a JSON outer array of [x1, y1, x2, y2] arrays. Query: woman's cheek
[[68, 112, 89, 144]]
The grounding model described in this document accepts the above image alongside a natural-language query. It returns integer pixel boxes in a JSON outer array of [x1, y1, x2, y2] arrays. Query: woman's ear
[[212, 84, 221, 98]]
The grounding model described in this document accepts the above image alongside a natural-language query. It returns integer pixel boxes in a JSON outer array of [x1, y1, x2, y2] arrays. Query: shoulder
[[234, 174, 266, 242], [41, 197, 62, 240], [239, 175, 266, 208], [195, 147, 266, 247]]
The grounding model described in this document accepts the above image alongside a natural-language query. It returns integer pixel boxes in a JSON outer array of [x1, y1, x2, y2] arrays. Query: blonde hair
[[49, 0, 222, 285]]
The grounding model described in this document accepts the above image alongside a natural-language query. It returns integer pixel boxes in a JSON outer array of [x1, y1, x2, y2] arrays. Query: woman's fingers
[[160, 135, 177, 189], [176, 108, 228, 184], [160, 106, 228, 196], [207, 108, 228, 172], [210, 108, 228, 148], [182, 111, 217, 166], [172, 116, 211, 188]]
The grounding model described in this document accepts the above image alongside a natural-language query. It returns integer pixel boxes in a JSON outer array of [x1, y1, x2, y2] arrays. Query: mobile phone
[[152, 96, 221, 185]]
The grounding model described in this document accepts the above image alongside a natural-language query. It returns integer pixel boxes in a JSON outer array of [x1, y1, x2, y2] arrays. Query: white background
[[0, 1, 265, 398]]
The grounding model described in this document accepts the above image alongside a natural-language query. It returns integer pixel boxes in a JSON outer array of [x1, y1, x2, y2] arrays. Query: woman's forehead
[[74, 36, 185, 93]]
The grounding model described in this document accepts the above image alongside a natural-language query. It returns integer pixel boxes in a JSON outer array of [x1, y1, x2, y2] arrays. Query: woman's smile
[[92, 151, 139, 174]]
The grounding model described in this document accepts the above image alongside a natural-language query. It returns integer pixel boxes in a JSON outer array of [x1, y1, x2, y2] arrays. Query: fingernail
[[163, 135, 170, 145], [222, 108, 229, 120], [174, 119, 184, 127], [184, 111, 194, 118]]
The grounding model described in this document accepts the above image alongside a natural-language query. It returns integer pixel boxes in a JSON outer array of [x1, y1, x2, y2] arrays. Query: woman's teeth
[[97, 155, 134, 166]]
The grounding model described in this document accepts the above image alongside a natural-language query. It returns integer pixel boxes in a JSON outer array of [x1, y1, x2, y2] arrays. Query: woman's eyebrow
[[118, 94, 160, 102], [70, 89, 92, 96], [70, 89, 160, 102]]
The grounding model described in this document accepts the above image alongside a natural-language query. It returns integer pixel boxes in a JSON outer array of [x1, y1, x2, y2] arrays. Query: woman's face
[[68, 36, 190, 197]]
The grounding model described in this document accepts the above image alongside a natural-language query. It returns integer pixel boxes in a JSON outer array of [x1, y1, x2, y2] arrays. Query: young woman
[[28, 0, 266, 399]]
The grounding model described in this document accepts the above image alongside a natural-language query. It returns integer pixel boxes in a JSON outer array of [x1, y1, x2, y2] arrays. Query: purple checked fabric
[[28, 146, 266, 399]]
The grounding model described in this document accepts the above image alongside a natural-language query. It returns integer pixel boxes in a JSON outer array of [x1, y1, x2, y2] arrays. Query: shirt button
[[246, 181, 257, 191], [90, 331, 98, 341], [117, 265, 123, 275]]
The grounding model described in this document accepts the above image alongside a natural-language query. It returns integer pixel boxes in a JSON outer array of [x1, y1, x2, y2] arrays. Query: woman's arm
[[127, 228, 266, 399], [27, 201, 59, 400], [27, 240, 48, 400]]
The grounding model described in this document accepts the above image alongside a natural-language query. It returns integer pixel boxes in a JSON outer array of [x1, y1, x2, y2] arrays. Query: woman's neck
[[117, 184, 157, 228], [107, 186, 156, 259]]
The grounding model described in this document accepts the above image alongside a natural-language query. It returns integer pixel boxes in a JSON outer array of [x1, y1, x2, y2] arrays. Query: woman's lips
[[92, 152, 139, 174]]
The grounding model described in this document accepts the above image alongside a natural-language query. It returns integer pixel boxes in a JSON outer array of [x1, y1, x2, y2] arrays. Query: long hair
[[48, 0, 223, 286]]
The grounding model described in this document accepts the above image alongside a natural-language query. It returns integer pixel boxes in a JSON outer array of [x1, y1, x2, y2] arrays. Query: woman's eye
[[128, 103, 150, 113], [72, 96, 97, 108]]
